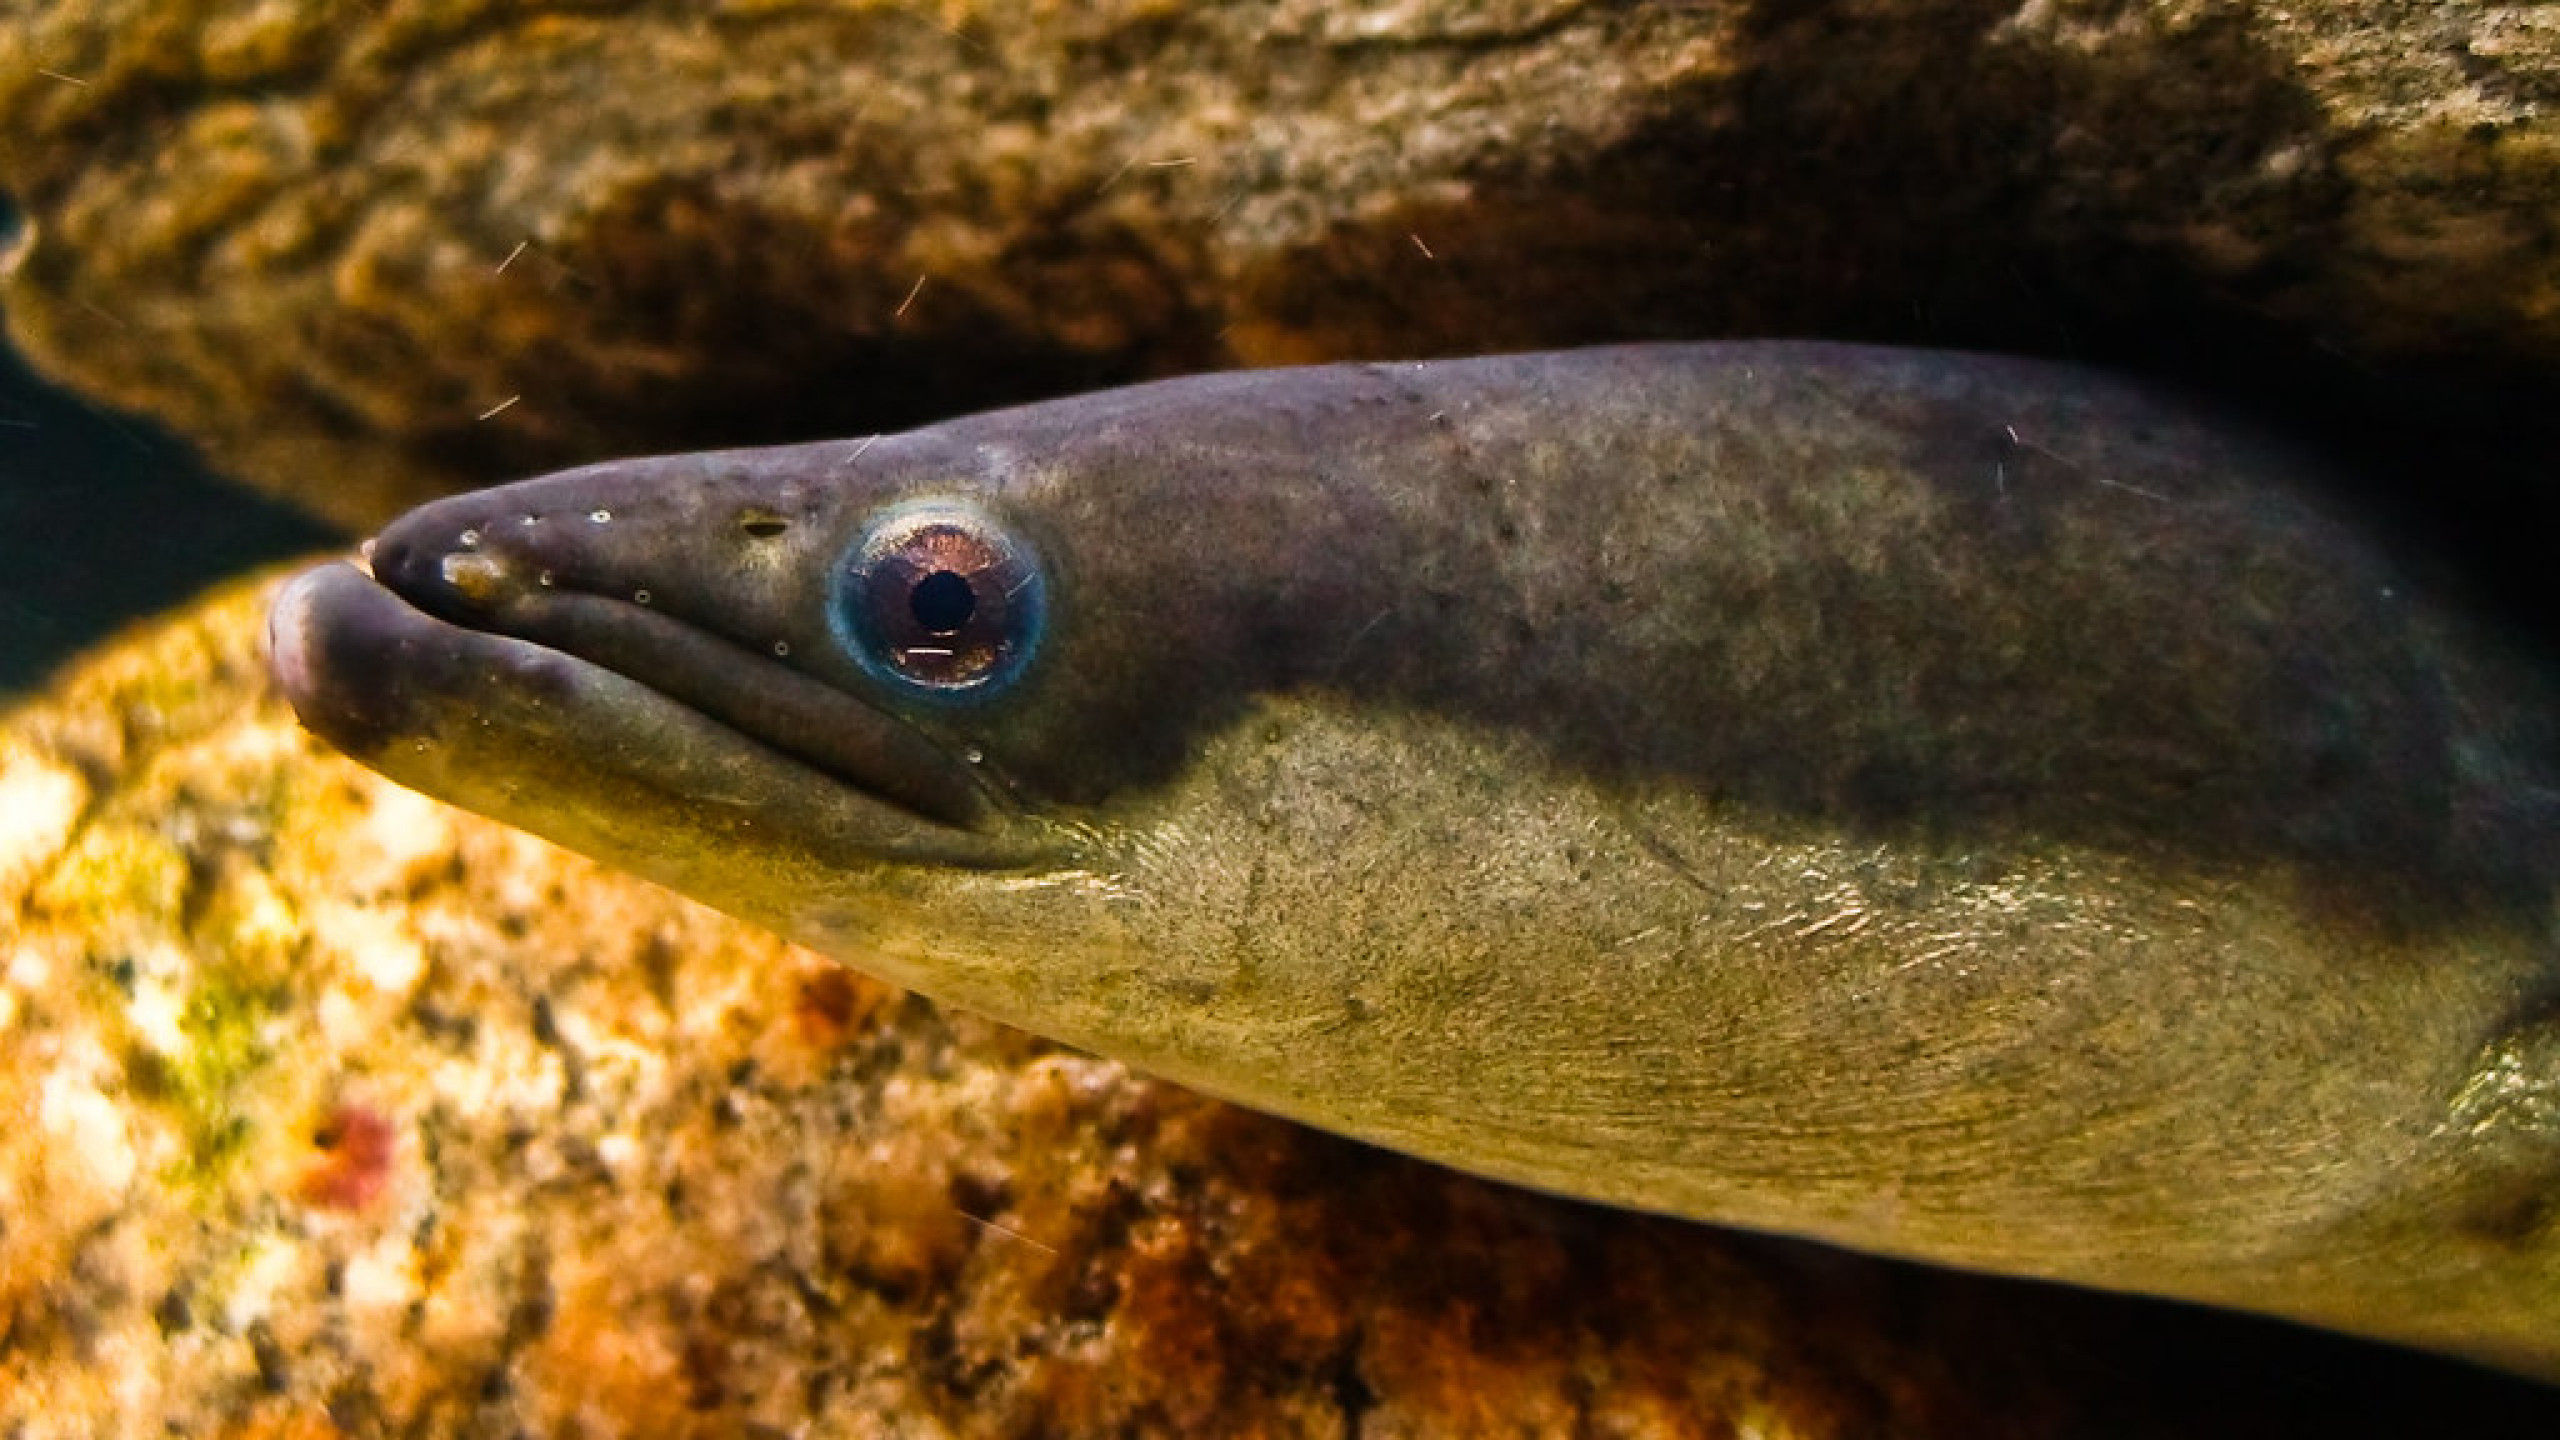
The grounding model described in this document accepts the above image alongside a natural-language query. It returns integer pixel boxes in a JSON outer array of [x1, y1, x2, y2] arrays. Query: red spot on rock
[[298, 1102, 397, 1211]]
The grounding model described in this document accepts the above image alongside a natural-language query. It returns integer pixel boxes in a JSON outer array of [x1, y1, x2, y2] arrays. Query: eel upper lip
[[280, 537, 1000, 835]]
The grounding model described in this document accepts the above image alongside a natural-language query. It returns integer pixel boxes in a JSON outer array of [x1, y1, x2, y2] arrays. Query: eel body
[[268, 343, 2560, 1378]]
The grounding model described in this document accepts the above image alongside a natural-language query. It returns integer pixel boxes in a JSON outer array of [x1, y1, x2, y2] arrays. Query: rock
[[4, 577, 2557, 1436], [3, 1, 2558, 531]]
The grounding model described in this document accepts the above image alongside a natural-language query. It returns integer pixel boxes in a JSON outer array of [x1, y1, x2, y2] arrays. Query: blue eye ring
[[829, 499, 1045, 702]]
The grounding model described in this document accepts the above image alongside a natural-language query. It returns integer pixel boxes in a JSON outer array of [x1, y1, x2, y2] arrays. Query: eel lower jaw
[[267, 561, 1050, 873]]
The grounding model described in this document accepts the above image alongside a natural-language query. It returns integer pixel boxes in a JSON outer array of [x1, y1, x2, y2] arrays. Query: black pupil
[[909, 569, 976, 635]]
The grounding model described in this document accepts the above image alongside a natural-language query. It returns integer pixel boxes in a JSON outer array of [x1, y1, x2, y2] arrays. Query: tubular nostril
[[367, 533, 413, 588], [364, 523, 466, 608]]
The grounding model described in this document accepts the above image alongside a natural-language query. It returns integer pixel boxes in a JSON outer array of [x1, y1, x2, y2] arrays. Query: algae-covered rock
[[4, 577, 2558, 1436], [3, 1, 2558, 529]]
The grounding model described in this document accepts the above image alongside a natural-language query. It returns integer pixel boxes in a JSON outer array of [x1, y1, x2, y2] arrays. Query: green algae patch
[[2, 578, 309, 1205], [171, 975, 274, 1179], [119, 963, 288, 1190], [29, 820, 190, 936]]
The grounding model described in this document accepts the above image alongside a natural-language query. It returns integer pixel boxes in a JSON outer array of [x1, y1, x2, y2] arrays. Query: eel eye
[[831, 500, 1044, 699]]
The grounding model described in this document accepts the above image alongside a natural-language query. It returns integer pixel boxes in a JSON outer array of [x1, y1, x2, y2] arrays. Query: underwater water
[[0, 315, 335, 699]]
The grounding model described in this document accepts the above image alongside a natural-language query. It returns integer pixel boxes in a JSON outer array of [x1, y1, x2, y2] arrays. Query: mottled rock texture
[[3, 1, 2559, 530], [4, 575, 2558, 1437]]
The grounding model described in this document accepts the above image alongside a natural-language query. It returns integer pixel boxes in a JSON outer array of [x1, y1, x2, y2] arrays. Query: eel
[[266, 342, 2560, 1379]]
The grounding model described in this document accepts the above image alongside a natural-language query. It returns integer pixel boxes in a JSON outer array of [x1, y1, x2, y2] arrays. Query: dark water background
[[0, 311, 335, 701]]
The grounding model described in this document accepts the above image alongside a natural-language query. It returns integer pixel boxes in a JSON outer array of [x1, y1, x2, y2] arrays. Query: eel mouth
[[268, 550, 1035, 871]]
